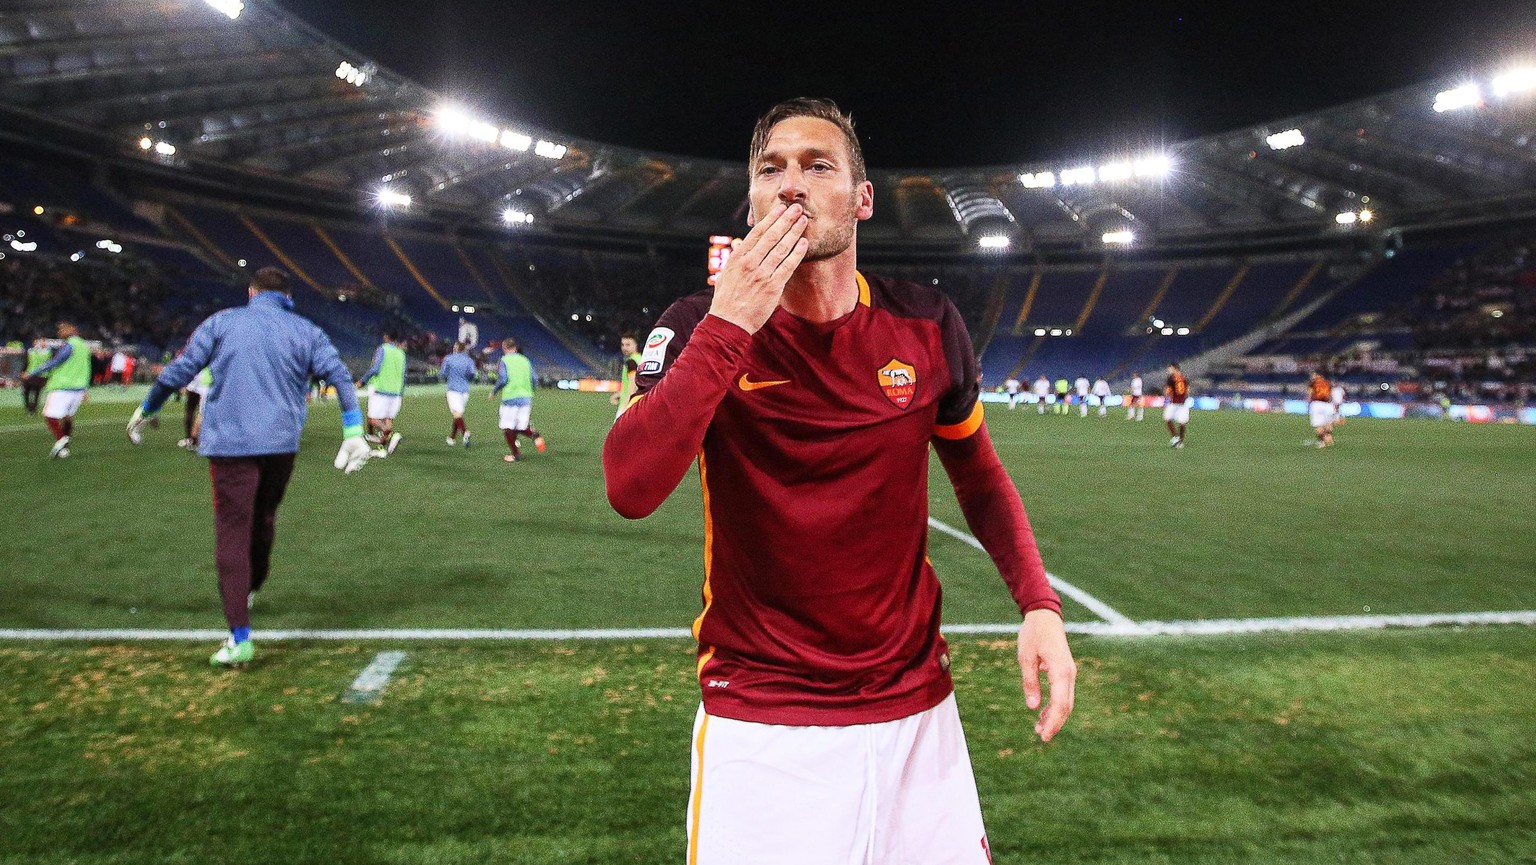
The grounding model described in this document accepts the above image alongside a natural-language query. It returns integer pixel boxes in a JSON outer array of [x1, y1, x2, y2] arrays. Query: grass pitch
[[2, 386, 1534, 863]]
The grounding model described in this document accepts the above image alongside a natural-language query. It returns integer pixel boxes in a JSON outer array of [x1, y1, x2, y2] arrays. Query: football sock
[[503, 429, 520, 457], [46, 418, 64, 440], [232, 626, 251, 644], [62, 417, 73, 437]]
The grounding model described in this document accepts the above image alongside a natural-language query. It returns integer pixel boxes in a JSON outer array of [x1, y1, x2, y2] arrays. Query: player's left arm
[[132, 319, 217, 440], [929, 298, 1075, 742], [27, 342, 71, 378]]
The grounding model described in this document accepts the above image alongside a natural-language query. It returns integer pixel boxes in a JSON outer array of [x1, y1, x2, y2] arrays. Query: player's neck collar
[[250, 291, 295, 311]]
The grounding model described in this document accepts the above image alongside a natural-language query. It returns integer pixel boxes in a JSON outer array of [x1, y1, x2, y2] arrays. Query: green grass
[[3, 388, 1533, 630], [1, 629, 1533, 864], [3, 386, 1535, 862]]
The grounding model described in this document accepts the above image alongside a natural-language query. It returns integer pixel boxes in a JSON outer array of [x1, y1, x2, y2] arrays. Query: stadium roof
[[3, 0, 1535, 254]]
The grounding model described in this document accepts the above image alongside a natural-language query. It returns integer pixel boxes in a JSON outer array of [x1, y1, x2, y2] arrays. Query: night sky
[[279, 0, 1536, 168]]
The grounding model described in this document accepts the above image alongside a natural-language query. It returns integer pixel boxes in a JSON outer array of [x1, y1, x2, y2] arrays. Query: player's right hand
[[334, 435, 372, 474], [708, 202, 810, 335]]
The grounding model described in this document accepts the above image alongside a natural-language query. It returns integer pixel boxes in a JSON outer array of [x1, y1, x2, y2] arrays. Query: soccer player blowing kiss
[[603, 98, 1075, 864]]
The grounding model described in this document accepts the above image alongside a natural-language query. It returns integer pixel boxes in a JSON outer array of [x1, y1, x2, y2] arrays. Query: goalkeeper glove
[[334, 435, 372, 474], [126, 406, 157, 445]]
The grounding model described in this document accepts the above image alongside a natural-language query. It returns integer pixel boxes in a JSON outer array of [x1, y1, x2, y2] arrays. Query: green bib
[[45, 336, 92, 391], [375, 344, 406, 394], [26, 347, 51, 375], [500, 353, 533, 401]]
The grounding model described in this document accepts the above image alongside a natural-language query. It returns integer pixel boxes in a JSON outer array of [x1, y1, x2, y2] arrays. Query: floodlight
[[463, 306, 476, 313], [204, 0, 244, 19], [1493, 67, 1536, 97], [1335, 212, 1358, 225], [1019, 171, 1056, 188], [977, 235, 1011, 249], [1102, 230, 1135, 245], [1176, 327, 1190, 335], [10, 240, 38, 252], [468, 121, 498, 144], [1161, 327, 1174, 335], [1049, 328, 1062, 336], [378, 188, 412, 208], [33, 206, 44, 215], [436, 106, 472, 136], [1097, 162, 1132, 182], [237, 259, 247, 267], [1433, 84, 1481, 112], [138, 137, 153, 150], [154, 141, 176, 156], [1034, 328, 1046, 336], [1265, 129, 1305, 150], [1358, 209, 1374, 223], [502, 208, 534, 225], [534, 140, 568, 159], [500, 130, 532, 151], [1059, 166, 1096, 187], [70, 252, 83, 262], [1134, 155, 1172, 178], [1152, 319, 1165, 328]]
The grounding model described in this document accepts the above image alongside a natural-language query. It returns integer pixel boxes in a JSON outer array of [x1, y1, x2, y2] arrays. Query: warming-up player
[[1074, 374, 1091, 417], [611, 333, 642, 419], [25, 322, 93, 459], [1127, 371, 1145, 421], [1033, 373, 1050, 414], [603, 98, 1074, 864], [489, 337, 545, 463], [1309, 370, 1335, 448], [126, 267, 371, 666], [1165, 361, 1190, 448], [357, 331, 406, 457], [1331, 379, 1347, 427], [1004, 375, 1022, 409], [1053, 375, 1070, 414], [439, 342, 477, 447], [1092, 376, 1111, 417]]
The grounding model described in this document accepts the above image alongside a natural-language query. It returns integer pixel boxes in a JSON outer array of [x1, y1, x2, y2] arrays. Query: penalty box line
[[926, 516, 1137, 627], [5, 611, 1534, 642]]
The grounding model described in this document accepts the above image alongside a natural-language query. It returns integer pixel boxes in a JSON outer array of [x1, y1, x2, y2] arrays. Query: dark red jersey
[[1165, 371, 1189, 403], [608, 273, 1060, 726]]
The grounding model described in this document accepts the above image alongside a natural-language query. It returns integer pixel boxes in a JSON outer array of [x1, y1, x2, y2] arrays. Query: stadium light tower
[[435, 106, 473, 137], [1493, 67, 1536, 97], [977, 235, 1011, 251], [377, 188, 412, 209], [1102, 229, 1135, 246], [204, 0, 244, 19], [1433, 84, 1481, 112], [1266, 129, 1306, 150]]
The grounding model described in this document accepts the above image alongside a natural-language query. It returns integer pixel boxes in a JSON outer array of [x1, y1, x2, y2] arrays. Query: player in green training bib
[[22, 337, 51, 415], [26, 322, 93, 458], [490, 337, 545, 462], [610, 333, 642, 420], [358, 331, 407, 456]]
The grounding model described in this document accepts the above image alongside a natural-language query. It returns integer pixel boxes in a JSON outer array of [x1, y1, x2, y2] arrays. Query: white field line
[[5, 611, 1532, 642], [926, 516, 1137, 627], [0, 417, 124, 435], [340, 650, 406, 704]]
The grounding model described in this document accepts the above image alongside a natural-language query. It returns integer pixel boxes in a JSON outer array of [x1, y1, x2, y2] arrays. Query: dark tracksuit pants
[[210, 454, 296, 631], [22, 380, 43, 413]]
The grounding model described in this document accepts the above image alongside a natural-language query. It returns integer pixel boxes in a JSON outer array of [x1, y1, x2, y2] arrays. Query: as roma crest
[[877, 358, 918, 409]]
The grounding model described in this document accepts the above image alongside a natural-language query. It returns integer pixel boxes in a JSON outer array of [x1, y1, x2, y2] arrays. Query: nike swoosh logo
[[738, 374, 791, 392]]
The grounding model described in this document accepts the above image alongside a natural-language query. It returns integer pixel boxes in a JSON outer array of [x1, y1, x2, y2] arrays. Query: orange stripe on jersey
[[692, 451, 717, 674], [687, 713, 711, 865], [934, 401, 985, 440], [856, 271, 871, 307]]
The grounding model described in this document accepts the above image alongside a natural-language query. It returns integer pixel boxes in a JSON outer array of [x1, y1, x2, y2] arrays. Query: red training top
[[604, 272, 1060, 726]]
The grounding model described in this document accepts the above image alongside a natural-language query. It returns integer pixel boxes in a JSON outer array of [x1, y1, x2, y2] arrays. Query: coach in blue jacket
[[128, 267, 373, 667]]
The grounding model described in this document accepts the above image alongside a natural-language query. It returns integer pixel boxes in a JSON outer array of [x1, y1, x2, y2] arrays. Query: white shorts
[[498, 403, 531, 430], [1163, 400, 1190, 424], [686, 694, 990, 865], [446, 391, 469, 415], [367, 392, 402, 420], [1310, 401, 1335, 428], [43, 389, 85, 420]]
